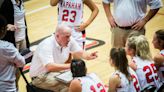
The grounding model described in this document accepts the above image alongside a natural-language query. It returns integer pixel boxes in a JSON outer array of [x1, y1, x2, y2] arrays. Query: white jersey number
[[143, 64, 158, 83]]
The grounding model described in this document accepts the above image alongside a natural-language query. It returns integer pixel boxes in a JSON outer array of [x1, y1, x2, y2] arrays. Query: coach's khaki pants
[[16, 39, 27, 51], [111, 27, 145, 48], [32, 72, 68, 92]]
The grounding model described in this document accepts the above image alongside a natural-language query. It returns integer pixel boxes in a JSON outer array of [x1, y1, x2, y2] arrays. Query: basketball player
[[69, 59, 107, 92], [126, 35, 162, 91], [152, 29, 164, 82], [129, 67, 141, 92], [50, 0, 99, 49], [108, 48, 139, 92]]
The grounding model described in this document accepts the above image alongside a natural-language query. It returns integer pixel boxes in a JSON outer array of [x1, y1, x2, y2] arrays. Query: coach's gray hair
[[55, 22, 71, 35], [135, 35, 152, 60]]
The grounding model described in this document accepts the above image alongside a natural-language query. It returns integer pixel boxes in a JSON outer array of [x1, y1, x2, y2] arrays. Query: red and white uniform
[[58, 0, 85, 47], [129, 67, 141, 92], [132, 56, 162, 90], [112, 70, 136, 92], [158, 50, 164, 82], [76, 73, 107, 92]]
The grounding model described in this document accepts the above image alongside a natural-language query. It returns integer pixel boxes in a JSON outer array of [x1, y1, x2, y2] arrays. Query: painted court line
[[26, 5, 50, 15], [26, 1, 164, 17], [157, 12, 164, 16], [26, 2, 101, 15]]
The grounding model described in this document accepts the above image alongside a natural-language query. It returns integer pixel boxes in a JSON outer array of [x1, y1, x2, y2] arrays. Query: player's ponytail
[[110, 48, 131, 82]]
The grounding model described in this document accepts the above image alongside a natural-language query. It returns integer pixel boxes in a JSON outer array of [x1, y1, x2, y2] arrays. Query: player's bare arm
[[50, 0, 59, 6], [154, 53, 164, 67], [76, 0, 99, 32], [108, 75, 121, 92], [69, 79, 82, 92]]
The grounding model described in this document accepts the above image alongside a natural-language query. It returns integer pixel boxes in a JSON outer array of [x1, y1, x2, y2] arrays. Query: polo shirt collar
[[53, 34, 63, 50]]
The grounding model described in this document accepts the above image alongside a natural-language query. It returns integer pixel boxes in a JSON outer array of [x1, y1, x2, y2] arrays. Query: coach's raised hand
[[87, 51, 98, 60]]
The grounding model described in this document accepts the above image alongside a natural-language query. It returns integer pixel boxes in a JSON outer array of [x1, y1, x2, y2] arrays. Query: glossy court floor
[[19, 0, 164, 91]]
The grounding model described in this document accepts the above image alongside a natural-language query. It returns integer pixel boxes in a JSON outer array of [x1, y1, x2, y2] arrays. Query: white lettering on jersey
[[61, 1, 82, 10]]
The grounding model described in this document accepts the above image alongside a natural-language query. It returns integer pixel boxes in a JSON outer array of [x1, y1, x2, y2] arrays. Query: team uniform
[[132, 56, 162, 90], [58, 0, 85, 48], [76, 73, 107, 92], [158, 50, 164, 82], [129, 67, 141, 92], [112, 70, 136, 92]]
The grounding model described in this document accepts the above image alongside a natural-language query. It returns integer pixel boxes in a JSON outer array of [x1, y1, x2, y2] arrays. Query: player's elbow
[[94, 6, 99, 14], [50, 1, 58, 6], [50, 3, 57, 6]]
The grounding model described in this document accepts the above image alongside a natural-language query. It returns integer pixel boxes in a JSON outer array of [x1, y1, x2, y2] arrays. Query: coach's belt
[[118, 26, 132, 30]]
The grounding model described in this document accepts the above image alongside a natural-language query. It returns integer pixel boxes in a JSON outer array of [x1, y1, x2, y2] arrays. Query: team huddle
[[0, 0, 164, 92]]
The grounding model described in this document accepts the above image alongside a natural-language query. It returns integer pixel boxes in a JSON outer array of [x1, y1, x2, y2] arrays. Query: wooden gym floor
[[19, 0, 164, 91]]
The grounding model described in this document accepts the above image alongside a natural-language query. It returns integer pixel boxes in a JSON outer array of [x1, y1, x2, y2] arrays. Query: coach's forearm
[[103, 2, 113, 21], [143, 8, 159, 23], [45, 63, 70, 72], [72, 51, 96, 60]]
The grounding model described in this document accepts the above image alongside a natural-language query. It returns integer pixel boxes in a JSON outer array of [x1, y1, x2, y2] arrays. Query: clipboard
[[55, 71, 73, 84]]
